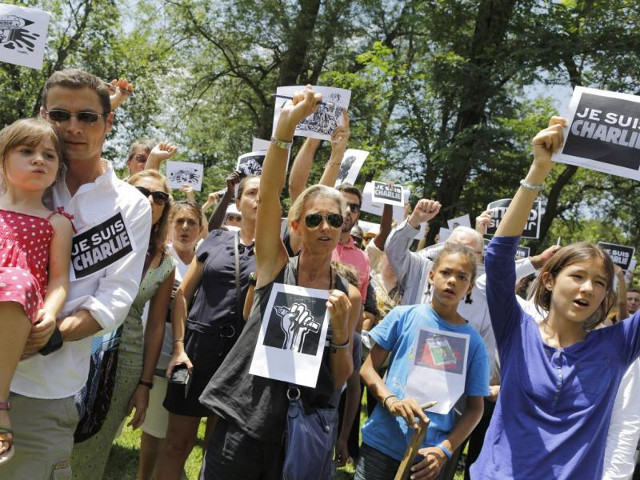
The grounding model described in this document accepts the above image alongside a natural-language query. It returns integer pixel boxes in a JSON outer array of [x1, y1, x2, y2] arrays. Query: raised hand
[[274, 86, 323, 140], [108, 78, 134, 110], [531, 116, 567, 173], [475, 210, 492, 236], [408, 199, 442, 229]]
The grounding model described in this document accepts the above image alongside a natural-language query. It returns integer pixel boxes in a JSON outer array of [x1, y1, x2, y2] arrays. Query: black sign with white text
[[71, 212, 133, 279], [486, 199, 541, 239], [372, 181, 404, 207], [598, 242, 635, 270]]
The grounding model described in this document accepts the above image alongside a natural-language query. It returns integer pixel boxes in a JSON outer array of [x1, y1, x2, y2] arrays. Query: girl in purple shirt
[[471, 117, 640, 480]]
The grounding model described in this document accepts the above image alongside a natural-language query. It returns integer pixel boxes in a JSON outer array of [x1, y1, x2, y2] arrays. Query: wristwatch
[[248, 272, 258, 286]]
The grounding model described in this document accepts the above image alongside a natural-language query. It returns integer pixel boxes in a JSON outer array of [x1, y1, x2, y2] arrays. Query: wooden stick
[[394, 418, 430, 480]]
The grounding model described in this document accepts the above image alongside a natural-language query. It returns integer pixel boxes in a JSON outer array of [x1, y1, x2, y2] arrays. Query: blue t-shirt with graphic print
[[362, 303, 489, 461]]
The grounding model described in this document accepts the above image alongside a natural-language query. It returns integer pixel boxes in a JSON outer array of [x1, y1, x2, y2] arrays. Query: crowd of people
[[0, 71, 639, 480]]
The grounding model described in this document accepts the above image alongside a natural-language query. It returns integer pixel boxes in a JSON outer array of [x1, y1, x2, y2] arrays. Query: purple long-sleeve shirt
[[471, 236, 640, 480]]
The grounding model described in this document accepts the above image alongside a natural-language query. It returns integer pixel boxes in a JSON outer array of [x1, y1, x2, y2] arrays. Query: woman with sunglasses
[[154, 174, 260, 480], [197, 87, 359, 479], [71, 170, 176, 480]]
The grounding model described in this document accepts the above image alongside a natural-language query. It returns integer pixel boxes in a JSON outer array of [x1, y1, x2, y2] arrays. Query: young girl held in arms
[[470, 117, 640, 479], [357, 238, 489, 480], [0, 119, 73, 464]]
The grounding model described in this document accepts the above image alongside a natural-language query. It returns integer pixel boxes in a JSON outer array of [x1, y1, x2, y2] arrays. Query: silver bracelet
[[519, 179, 544, 191], [270, 136, 293, 151]]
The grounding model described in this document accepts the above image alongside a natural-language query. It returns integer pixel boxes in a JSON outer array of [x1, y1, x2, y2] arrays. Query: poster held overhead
[[447, 215, 471, 231], [555, 86, 640, 181], [0, 4, 50, 69], [272, 86, 351, 141], [598, 242, 636, 271], [166, 161, 204, 192], [371, 181, 404, 207], [249, 284, 331, 388], [334, 149, 369, 187], [236, 151, 267, 177], [486, 198, 541, 239]]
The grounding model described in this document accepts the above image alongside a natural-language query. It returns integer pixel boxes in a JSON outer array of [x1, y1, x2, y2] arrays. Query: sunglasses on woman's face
[[136, 186, 170, 205], [45, 109, 105, 123], [304, 212, 344, 229]]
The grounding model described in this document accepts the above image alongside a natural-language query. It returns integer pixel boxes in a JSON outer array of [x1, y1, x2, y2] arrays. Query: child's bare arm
[[41, 214, 73, 320]]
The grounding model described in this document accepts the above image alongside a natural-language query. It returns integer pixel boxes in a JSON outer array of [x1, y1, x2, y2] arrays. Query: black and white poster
[[0, 4, 50, 70], [272, 86, 351, 141], [486, 198, 541, 239], [361, 181, 410, 223], [166, 161, 204, 191], [236, 151, 266, 177], [249, 283, 330, 388], [334, 149, 369, 187], [447, 214, 471, 231], [406, 327, 470, 415], [556, 87, 640, 181], [598, 242, 636, 271], [371, 181, 404, 207], [70, 211, 135, 280]]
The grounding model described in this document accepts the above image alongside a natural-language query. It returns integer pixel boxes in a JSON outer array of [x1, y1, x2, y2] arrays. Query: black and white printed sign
[[166, 161, 204, 191], [249, 283, 330, 388], [71, 211, 134, 280], [371, 181, 404, 207], [598, 242, 635, 270], [335, 149, 369, 187], [556, 87, 640, 181], [272, 86, 351, 141], [0, 4, 50, 70], [236, 151, 266, 177], [486, 198, 541, 239], [361, 182, 410, 223]]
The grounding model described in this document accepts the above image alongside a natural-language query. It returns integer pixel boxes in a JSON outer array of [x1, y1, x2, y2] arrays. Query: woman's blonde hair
[[288, 184, 346, 226], [128, 170, 172, 257]]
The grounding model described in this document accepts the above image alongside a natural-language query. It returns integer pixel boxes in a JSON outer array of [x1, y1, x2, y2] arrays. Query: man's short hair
[[336, 183, 362, 206], [628, 288, 640, 295], [41, 69, 111, 115], [127, 139, 155, 161]]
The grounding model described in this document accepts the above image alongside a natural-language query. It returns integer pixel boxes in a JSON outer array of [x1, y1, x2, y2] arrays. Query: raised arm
[[146, 141, 178, 171], [254, 87, 322, 286], [288, 137, 322, 204], [208, 171, 242, 232], [373, 203, 394, 251], [495, 117, 566, 237], [319, 110, 350, 188]]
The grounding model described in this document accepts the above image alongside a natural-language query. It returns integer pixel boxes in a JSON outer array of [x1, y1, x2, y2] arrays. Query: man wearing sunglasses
[[333, 184, 370, 304], [2, 69, 152, 479]]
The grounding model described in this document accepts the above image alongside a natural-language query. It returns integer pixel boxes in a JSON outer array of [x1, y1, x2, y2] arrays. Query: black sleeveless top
[[198, 257, 349, 443]]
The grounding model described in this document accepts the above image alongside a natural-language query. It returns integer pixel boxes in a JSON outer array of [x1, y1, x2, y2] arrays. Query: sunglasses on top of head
[[304, 212, 344, 229], [136, 186, 170, 205], [45, 109, 106, 123]]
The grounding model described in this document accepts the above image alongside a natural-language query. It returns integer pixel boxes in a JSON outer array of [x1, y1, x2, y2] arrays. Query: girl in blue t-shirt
[[357, 241, 489, 480], [471, 117, 640, 480]]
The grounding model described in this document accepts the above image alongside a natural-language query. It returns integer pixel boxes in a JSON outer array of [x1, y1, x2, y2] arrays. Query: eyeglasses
[[45, 109, 106, 123], [136, 186, 170, 205], [346, 202, 360, 213], [305, 213, 343, 229]]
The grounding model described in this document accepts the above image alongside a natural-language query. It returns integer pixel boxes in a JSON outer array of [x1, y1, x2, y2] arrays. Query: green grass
[[103, 400, 465, 480], [103, 417, 207, 480]]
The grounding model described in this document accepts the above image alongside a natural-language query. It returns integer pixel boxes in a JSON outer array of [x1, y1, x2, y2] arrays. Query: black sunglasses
[[136, 186, 170, 205], [346, 202, 360, 213], [305, 213, 343, 229], [45, 109, 106, 123]]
